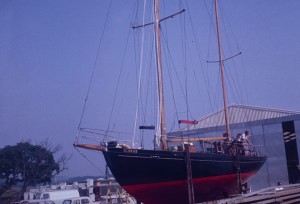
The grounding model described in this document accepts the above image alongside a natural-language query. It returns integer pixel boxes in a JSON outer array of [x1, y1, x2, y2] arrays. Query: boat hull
[[103, 148, 266, 204]]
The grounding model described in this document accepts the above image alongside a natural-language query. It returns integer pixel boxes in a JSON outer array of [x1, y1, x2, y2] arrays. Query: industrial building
[[171, 104, 300, 191]]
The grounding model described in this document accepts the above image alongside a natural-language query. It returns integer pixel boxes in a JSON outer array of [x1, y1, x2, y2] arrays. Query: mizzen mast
[[214, 0, 231, 140], [154, 0, 167, 150]]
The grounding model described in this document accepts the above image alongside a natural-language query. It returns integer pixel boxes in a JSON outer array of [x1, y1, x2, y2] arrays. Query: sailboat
[[74, 0, 267, 203]]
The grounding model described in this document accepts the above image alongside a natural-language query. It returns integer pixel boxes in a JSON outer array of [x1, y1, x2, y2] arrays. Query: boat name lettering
[[124, 149, 138, 153]]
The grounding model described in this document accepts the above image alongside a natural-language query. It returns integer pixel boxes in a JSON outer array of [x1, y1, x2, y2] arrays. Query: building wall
[[295, 120, 300, 163], [232, 116, 300, 190], [245, 124, 270, 190], [226, 122, 289, 191], [264, 123, 289, 186]]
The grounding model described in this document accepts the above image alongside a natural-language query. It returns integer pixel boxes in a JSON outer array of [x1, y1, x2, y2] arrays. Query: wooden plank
[[73, 143, 107, 151], [255, 198, 277, 204], [283, 197, 300, 204], [278, 193, 300, 201], [239, 187, 300, 203], [276, 187, 300, 197], [208, 185, 300, 204], [167, 137, 227, 143], [238, 194, 277, 203]]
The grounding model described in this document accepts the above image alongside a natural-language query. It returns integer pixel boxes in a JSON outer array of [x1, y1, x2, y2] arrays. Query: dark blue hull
[[103, 148, 266, 203]]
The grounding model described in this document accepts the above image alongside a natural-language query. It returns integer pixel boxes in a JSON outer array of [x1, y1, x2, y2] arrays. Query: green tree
[[0, 140, 69, 198], [0, 145, 22, 196]]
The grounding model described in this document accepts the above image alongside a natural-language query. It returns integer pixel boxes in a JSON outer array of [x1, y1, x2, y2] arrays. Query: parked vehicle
[[62, 197, 93, 204], [39, 190, 80, 204], [20, 200, 55, 204]]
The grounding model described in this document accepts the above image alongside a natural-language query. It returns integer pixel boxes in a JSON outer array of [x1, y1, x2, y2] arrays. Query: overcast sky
[[1, 0, 300, 178]]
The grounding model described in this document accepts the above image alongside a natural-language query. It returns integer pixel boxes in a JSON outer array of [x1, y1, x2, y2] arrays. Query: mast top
[[214, 0, 231, 140]]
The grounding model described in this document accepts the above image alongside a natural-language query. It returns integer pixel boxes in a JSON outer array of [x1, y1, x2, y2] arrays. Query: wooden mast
[[154, 0, 167, 150], [214, 0, 231, 140]]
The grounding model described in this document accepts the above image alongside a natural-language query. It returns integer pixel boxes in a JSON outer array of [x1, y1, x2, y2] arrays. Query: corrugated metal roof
[[180, 104, 300, 130]]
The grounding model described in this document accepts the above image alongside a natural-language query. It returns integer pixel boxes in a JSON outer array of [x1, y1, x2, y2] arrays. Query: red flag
[[178, 120, 198, 125]]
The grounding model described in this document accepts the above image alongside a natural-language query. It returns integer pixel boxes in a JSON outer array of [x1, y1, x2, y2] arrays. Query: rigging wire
[[204, 0, 236, 113], [174, 1, 207, 121], [139, 31, 155, 148], [136, 18, 154, 148], [217, 0, 241, 52], [133, 0, 141, 87], [179, 2, 189, 122], [203, 0, 221, 128], [104, 0, 148, 146], [224, 63, 243, 104], [75, 0, 113, 143], [184, 0, 216, 114], [106, 27, 133, 140], [160, 1, 180, 132], [240, 54, 250, 104], [218, 1, 256, 138], [212, 67, 221, 111], [210, 0, 256, 139], [132, 0, 147, 148], [218, 1, 255, 138], [161, 29, 180, 132], [105, 2, 143, 140], [74, 147, 105, 175], [210, 0, 245, 108], [200, 0, 242, 132], [205, 0, 217, 115], [160, 29, 194, 122], [218, 1, 245, 105]]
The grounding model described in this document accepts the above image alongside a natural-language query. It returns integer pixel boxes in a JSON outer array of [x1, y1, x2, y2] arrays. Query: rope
[[160, 30, 193, 118], [132, 0, 147, 148], [161, 30, 180, 132], [75, 0, 113, 142], [211, 0, 255, 139], [185, 0, 215, 114], [160, 3, 179, 132], [218, 2, 245, 106], [179, 3, 189, 121], [139, 33, 155, 148], [105, 28, 133, 142], [74, 147, 105, 175]]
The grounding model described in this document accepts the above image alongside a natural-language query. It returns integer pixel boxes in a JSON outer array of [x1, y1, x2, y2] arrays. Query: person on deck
[[241, 131, 251, 147], [236, 131, 251, 155]]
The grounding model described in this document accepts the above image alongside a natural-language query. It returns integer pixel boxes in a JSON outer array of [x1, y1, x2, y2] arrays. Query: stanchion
[[185, 144, 195, 204]]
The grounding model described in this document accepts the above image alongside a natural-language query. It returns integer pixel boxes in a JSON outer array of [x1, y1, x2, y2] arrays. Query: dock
[[205, 184, 300, 204]]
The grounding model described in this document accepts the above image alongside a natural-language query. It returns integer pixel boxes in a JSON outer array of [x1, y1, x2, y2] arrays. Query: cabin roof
[[179, 104, 300, 131]]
